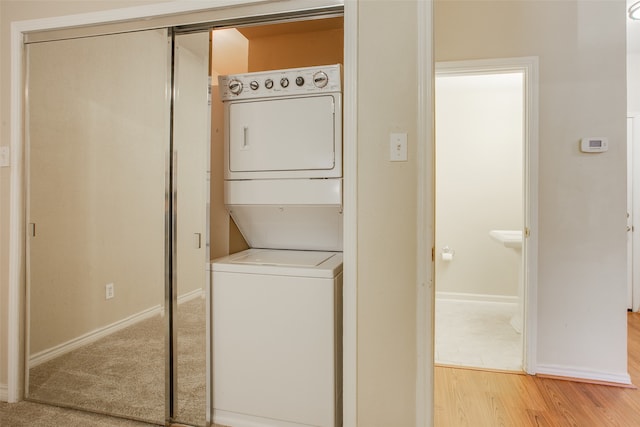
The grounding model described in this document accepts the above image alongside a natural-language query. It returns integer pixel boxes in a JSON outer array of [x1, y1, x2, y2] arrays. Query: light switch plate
[[390, 133, 408, 162], [0, 146, 10, 167]]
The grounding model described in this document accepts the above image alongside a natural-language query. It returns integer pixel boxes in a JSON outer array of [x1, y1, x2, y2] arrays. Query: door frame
[[629, 112, 640, 312], [431, 57, 539, 374], [8, 3, 357, 426]]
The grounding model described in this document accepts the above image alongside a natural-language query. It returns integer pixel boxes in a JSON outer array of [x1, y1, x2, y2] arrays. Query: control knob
[[295, 76, 305, 86], [313, 71, 329, 88], [280, 77, 290, 88], [249, 80, 259, 90], [228, 79, 243, 95], [265, 79, 274, 89]]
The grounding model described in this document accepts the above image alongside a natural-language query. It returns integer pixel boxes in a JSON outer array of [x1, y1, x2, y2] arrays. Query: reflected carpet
[[27, 297, 206, 426]]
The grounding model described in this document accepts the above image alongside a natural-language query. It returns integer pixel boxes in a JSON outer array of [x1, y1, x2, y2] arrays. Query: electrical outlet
[[389, 132, 408, 162], [105, 283, 115, 300]]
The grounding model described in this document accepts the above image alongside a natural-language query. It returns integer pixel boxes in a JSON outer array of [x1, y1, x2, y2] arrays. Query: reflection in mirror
[[26, 29, 170, 424], [24, 15, 344, 426], [173, 31, 211, 426]]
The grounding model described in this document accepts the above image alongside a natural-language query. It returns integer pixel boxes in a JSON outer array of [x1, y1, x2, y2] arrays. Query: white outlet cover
[[389, 133, 408, 162], [106, 283, 115, 299]]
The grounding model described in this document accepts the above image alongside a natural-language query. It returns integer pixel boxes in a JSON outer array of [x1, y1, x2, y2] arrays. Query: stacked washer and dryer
[[211, 65, 343, 427]]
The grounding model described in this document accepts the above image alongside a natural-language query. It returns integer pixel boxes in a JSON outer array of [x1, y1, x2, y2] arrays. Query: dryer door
[[226, 94, 340, 179]]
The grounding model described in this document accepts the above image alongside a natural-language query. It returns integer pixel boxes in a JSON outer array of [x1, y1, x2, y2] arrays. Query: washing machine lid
[[211, 249, 343, 278], [230, 250, 334, 267]]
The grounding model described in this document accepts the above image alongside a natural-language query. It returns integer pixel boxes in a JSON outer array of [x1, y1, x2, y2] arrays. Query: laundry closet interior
[[24, 9, 344, 427]]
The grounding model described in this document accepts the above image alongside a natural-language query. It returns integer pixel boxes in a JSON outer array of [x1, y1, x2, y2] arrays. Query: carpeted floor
[[26, 297, 206, 426], [0, 400, 157, 427]]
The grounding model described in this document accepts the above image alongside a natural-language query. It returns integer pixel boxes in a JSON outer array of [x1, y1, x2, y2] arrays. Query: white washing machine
[[212, 65, 343, 427], [212, 249, 342, 427]]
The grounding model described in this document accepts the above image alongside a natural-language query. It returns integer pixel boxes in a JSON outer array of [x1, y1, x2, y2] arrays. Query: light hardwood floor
[[434, 312, 640, 427], [4, 314, 640, 426]]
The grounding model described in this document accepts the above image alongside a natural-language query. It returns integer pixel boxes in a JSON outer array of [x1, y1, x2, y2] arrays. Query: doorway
[[629, 113, 640, 312], [434, 58, 537, 373]]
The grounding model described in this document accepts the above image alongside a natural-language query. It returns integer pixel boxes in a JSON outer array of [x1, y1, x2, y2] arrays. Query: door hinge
[[28, 223, 36, 237], [432, 247, 435, 262], [525, 227, 530, 238]]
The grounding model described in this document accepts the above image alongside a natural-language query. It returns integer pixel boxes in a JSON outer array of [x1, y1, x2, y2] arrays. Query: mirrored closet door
[[171, 31, 211, 427], [25, 27, 211, 426]]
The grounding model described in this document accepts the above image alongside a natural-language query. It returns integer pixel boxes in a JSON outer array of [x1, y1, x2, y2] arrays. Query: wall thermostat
[[580, 137, 608, 153]]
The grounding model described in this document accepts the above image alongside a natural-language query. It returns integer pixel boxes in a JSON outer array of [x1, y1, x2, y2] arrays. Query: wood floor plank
[[435, 312, 640, 427], [524, 409, 554, 427]]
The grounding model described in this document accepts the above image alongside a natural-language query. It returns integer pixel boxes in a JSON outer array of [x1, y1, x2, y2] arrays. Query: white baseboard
[[214, 410, 315, 427], [29, 304, 162, 368], [178, 287, 205, 304], [436, 291, 517, 305], [29, 288, 205, 368], [0, 383, 8, 402], [536, 364, 632, 386]]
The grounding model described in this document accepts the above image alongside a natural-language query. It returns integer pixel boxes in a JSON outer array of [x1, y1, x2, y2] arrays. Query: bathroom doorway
[[434, 58, 537, 372]]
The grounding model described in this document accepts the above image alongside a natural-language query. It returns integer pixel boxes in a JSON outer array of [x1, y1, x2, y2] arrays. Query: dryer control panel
[[218, 64, 342, 101]]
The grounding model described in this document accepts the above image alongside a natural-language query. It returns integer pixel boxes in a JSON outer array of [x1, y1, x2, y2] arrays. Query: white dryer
[[219, 64, 343, 252], [212, 65, 343, 427]]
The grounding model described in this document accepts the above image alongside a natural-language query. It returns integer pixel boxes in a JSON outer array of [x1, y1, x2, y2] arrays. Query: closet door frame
[[9, 2, 355, 427]]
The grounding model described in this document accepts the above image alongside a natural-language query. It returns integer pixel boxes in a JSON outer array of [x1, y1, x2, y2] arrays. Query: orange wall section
[[246, 28, 344, 72]]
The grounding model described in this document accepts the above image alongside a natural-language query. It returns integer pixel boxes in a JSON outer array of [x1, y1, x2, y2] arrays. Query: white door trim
[[432, 57, 539, 375], [8, 6, 357, 427], [415, 1, 435, 427], [342, 1, 357, 425], [629, 112, 640, 313], [8, 19, 26, 404]]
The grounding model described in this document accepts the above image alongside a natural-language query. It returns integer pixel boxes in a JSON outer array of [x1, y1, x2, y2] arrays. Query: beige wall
[[26, 30, 168, 355], [629, 53, 640, 112], [435, 72, 523, 297], [436, 0, 628, 378], [357, 1, 418, 425]]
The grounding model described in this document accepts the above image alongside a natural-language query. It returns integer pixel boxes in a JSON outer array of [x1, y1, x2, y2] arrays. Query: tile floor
[[435, 298, 523, 371]]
